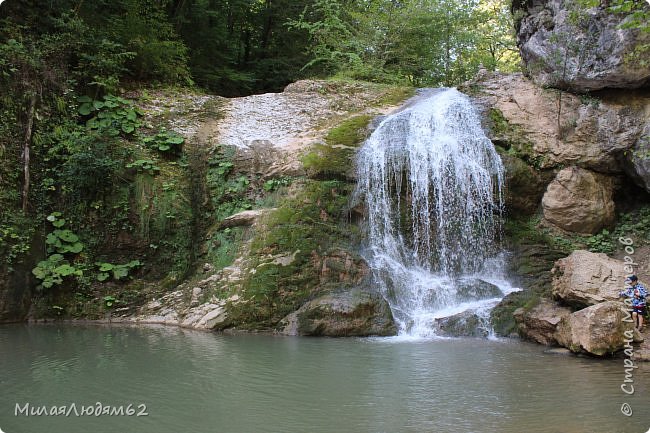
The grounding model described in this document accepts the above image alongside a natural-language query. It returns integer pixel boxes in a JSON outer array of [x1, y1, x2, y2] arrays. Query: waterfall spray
[[355, 88, 512, 336]]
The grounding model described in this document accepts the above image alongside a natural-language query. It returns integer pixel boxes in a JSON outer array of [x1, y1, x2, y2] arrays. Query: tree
[[288, 0, 519, 86]]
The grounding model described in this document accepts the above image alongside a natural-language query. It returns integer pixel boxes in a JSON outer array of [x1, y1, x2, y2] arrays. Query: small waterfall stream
[[355, 88, 517, 337]]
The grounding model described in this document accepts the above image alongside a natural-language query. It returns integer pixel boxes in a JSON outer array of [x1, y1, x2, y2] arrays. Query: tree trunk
[[557, 47, 568, 137], [21, 94, 37, 213], [260, 0, 273, 55]]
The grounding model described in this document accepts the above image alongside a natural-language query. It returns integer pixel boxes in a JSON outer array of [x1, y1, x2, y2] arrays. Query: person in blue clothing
[[620, 275, 647, 331]]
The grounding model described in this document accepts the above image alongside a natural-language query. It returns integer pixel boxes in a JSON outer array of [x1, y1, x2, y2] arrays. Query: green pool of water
[[0, 324, 648, 433]]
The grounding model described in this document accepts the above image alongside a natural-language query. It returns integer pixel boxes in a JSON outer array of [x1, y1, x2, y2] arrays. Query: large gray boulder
[[435, 310, 489, 338], [513, 0, 650, 92], [456, 279, 503, 301], [551, 250, 626, 308], [280, 288, 396, 337], [542, 167, 615, 234], [555, 301, 633, 356]]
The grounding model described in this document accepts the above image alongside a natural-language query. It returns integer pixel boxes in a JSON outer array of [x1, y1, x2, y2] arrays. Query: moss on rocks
[[488, 108, 548, 169], [287, 288, 396, 337], [302, 115, 373, 179], [227, 179, 360, 329]]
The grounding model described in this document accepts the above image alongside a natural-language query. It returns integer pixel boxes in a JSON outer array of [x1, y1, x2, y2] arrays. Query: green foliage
[[76, 38, 136, 94], [207, 147, 253, 221], [205, 227, 246, 272], [32, 253, 82, 290], [507, 206, 650, 261], [583, 229, 615, 253], [608, 0, 650, 68], [46, 230, 84, 254], [505, 215, 575, 253], [1, 0, 520, 96], [0, 224, 32, 266], [96, 260, 141, 282], [103, 295, 118, 308], [608, 0, 650, 32], [289, 0, 519, 86], [43, 123, 125, 203], [126, 159, 161, 175], [287, 0, 363, 76], [140, 129, 184, 154], [612, 206, 650, 245], [43, 213, 84, 254], [32, 213, 84, 290], [263, 177, 294, 192], [109, 0, 192, 84], [0, 213, 34, 269], [79, 95, 143, 136], [562, 208, 650, 254]]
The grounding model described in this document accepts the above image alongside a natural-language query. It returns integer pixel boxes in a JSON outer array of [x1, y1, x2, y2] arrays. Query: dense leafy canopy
[[0, 0, 518, 96]]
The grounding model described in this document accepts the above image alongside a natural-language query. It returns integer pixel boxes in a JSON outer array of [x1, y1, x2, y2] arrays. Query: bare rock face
[[469, 73, 649, 175], [555, 301, 633, 356], [219, 209, 275, 229], [621, 121, 650, 192], [280, 288, 396, 337], [542, 167, 615, 234], [551, 250, 626, 309], [513, 299, 571, 345], [513, 0, 650, 92], [213, 80, 407, 180]]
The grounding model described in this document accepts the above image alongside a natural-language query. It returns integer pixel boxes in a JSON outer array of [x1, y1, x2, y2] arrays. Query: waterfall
[[355, 88, 514, 337]]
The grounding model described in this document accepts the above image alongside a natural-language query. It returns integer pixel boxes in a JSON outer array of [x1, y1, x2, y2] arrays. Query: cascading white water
[[355, 88, 515, 337]]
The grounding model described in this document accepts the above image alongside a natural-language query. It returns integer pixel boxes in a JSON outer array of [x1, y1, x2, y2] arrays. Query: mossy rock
[[488, 108, 549, 169], [302, 115, 373, 179], [491, 290, 540, 337], [227, 178, 359, 329], [282, 288, 397, 337], [436, 311, 487, 338], [498, 148, 552, 216]]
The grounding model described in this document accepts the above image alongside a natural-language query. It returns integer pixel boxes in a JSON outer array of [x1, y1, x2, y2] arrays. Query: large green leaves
[[77, 94, 142, 136], [95, 260, 141, 281], [140, 128, 185, 154], [32, 254, 81, 290], [46, 229, 83, 254]]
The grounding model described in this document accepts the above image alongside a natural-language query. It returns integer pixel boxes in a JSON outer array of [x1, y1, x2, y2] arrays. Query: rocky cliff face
[[475, 0, 650, 356], [1, 79, 409, 336], [469, 73, 649, 181], [478, 95, 649, 354], [102, 80, 410, 336], [513, 0, 650, 92]]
